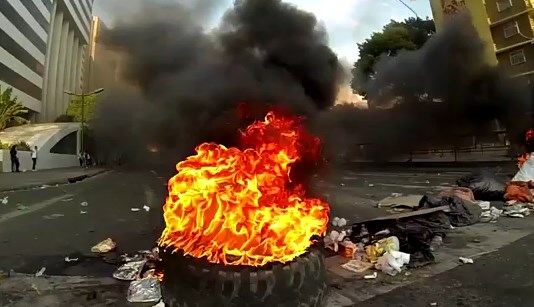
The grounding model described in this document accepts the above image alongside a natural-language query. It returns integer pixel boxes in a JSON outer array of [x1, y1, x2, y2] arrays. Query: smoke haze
[[315, 12, 532, 161], [93, 0, 342, 166]]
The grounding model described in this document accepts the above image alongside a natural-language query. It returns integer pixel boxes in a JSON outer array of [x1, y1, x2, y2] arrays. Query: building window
[[503, 21, 519, 38], [497, 0, 513, 12], [510, 49, 526, 65]]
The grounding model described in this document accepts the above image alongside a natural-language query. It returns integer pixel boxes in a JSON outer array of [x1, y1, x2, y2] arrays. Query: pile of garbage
[[91, 238, 163, 305], [325, 161, 534, 278]]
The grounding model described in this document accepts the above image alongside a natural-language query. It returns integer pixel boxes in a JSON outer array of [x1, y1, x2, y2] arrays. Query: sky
[[93, 0, 432, 65]]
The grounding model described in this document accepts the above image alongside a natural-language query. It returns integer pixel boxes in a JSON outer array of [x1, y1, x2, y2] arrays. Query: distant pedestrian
[[85, 152, 92, 167], [31, 146, 38, 171], [9, 145, 19, 172], [78, 151, 84, 167]]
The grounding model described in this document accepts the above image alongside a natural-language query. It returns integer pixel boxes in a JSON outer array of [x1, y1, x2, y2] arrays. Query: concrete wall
[[39, 0, 94, 122]]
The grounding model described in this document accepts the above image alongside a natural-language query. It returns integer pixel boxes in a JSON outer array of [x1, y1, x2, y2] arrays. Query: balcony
[[488, 0, 534, 26]]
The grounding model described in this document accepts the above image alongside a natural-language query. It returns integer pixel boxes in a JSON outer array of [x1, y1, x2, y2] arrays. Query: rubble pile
[[325, 157, 534, 279]]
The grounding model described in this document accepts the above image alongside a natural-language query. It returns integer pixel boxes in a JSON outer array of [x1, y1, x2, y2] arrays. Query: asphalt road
[[0, 169, 167, 277], [0, 164, 532, 307], [357, 233, 534, 307]]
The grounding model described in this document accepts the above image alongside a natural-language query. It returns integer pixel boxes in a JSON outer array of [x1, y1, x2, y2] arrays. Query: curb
[[0, 169, 111, 193]]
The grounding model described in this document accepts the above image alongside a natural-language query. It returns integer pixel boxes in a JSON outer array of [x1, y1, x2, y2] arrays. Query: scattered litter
[[113, 260, 146, 281], [16, 204, 28, 210], [366, 236, 400, 262], [429, 235, 443, 252], [457, 171, 506, 201], [31, 283, 41, 294], [430, 303, 437, 306], [480, 207, 503, 223], [43, 214, 65, 220], [332, 217, 347, 227], [459, 257, 473, 264], [80, 201, 88, 207], [425, 180, 430, 184], [127, 277, 161, 303], [502, 204, 530, 218], [340, 183, 345, 186], [377, 195, 422, 209], [91, 238, 117, 253], [143, 205, 151, 212], [80, 211, 87, 214], [363, 272, 377, 279], [375, 251, 410, 276], [131, 208, 141, 212], [341, 260, 373, 273], [64, 257, 79, 263], [368, 184, 374, 187], [391, 193, 403, 197], [35, 267, 46, 277], [1, 197, 8, 205]]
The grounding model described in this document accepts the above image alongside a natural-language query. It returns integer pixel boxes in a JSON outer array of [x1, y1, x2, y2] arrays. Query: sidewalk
[[0, 167, 108, 192]]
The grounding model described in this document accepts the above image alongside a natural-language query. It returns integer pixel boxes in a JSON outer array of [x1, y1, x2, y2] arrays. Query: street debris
[[376, 251, 410, 276], [377, 194, 421, 210], [341, 259, 373, 273], [153, 301, 165, 307], [80, 201, 89, 207], [43, 213, 65, 220], [80, 210, 87, 214], [131, 208, 141, 212], [143, 205, 151, 212], [113, 260, 147, 281], [16, 203, 28, 210], [91, 238, 117, 253], [65, 256, 79, 263], [502, 204, 530, 218], [35, 267, 46, 277], [127, 277, 162, 303], [459, 257, 474, 264], [332, 217, 347, 227], [457, 171, 506, 201], [368, 184, 374, 187], [430, 303, 437, 306], [363, 272, 377, 279], [1, 196, 8, 205]]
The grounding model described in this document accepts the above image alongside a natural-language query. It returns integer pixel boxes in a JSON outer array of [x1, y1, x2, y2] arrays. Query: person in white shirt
[[31, 146, 38, 171]]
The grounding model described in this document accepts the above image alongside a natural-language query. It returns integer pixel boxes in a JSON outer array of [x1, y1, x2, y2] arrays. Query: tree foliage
[[352, 17, 435, 95], [0, 86, 29, 131], [66, 94, 99, 124]]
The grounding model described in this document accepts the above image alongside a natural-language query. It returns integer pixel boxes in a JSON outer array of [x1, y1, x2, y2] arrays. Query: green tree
[[0, 86, 29, 131], [65, 94, 99, 123], [352, 17, 435, 95]]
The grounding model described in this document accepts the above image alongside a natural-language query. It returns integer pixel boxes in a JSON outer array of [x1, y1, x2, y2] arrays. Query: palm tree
[[0, 86, 28, 131]]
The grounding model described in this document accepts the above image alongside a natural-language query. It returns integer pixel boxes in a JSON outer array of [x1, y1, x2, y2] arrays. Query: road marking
[[0, 194, 73, 225]]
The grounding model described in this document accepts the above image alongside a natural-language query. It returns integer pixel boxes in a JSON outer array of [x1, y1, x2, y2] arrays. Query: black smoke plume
[[316, 12, 532, 161], [92, 0, 342, 166]]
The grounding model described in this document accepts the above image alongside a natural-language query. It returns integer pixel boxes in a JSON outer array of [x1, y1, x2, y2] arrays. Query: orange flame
[[518, 153, 531, 168], [158, 111, 330, 266]]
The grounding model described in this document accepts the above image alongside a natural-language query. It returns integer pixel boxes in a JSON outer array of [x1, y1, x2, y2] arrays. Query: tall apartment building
[[430, 0, 534, 83], [0, 0, 94, 122], [86, 16, 119, 93]]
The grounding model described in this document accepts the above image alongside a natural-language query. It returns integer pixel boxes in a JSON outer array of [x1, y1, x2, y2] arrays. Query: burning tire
[[160, 247, 328, 307]]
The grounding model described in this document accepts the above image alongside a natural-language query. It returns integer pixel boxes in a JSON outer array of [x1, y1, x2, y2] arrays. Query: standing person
[[78, 151, 84, 167], [31, 146, 38, 171], [9, 145, 19, 172], [85, 152, 92, 167]]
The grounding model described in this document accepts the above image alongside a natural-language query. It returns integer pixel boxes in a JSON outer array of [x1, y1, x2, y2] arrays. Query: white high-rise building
[[0, 0, 94, 122]]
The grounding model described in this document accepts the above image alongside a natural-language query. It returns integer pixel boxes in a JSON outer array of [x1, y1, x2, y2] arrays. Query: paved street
[[0, 163, 533, 306]]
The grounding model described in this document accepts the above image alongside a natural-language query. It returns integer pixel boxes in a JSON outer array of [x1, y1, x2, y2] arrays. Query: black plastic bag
[[419, 195, 481, 227], [350, 211, 451, 268], [456, 170, 506, 201]]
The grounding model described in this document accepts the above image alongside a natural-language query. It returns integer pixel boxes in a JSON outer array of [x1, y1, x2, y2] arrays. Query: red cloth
[[504, 181, 534, 203]]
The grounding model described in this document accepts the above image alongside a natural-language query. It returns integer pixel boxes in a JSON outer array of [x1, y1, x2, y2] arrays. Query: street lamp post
[[64, 87, 104, 167]]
